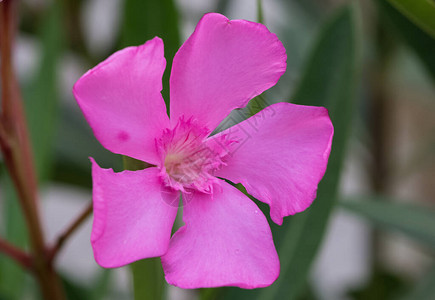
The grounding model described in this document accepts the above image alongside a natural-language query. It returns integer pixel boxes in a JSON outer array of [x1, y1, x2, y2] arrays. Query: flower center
[[157, 117, 231, 193]]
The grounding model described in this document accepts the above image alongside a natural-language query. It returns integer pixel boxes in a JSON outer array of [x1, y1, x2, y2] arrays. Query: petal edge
[[210, 102, 334, 225], [170, 13, 287, 132], [161, 181, 279, 289], [74, 37, 170, 165]]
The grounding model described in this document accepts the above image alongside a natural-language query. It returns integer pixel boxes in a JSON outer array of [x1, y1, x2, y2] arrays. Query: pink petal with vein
[[161, 181, 279, 289], [170, 13, 286, 132], [209, 102, 333, 225], [91, 159, 178, 268], [74, 37, 169, 165]]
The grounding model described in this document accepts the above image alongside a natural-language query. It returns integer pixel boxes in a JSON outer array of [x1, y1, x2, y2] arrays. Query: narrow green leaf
[[53, 106, 123, 188], [200, 288, 223, 300], [257, 0, 264, 24], [130, 259, 165, 300], [122, 156, 148, 171], [258, 4, 360, 300], [120, 0, 181, 110], [377, 0, 435, 80], [90, 270, 112, 300], [340, 198, 435, 250], [246, 0, 266, 117], [215, 0, 230, 14], [400, 265, 435, 300], [386, 0, 435, 39], [120, 1, 180, 295], [0, 175, 28, 299], [61, 275, 92, 300], [59, 270, 113, 300]]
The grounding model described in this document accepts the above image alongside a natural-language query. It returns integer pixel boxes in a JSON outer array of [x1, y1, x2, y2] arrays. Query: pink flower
[[73, 13, 333, 289]]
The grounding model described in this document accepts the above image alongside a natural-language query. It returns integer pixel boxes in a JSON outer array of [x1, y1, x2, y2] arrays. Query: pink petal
[[210, 102, 334, 225], [74, 37, 170, 165], [161, 181, 279, 289], [91, 158, 178, 268], [170, 13, 286, 132]]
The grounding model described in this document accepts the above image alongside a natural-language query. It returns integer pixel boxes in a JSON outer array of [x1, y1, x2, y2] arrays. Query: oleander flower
[[73, 13, 333, 289]]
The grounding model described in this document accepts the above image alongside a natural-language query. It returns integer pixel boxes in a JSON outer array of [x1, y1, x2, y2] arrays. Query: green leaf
[[386, 0, 435, 39], [215, 0, 230, 14], [120, 0, 181, 111], [60, 270, 113, 300], [340, 198, 435, 250], [61, 275, 91, 300], [257, 0, 264, 24], [130, 259, 165, 300], [346, 268, 408, 300], [0, 175, 28, 299], [120, 0, 180, 295], [377, 0, 435, 80], [90, 270, 112, 300], [246, 0, 266, 117], [257, 4, 360, 300], [56, 271, 113, 300], [53, 106, 123, 188], [400, 265, 435, 300]]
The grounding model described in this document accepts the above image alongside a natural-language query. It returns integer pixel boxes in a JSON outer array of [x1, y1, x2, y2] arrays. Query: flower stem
[[48, 202, 93, 263], [0, 1, 65, 299], [0, 237, 32, 270], [0, 121, 9, 146]]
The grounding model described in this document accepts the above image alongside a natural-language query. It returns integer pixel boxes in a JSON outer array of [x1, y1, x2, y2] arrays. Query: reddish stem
[[0, 237, 33, 270], [0, 1, 66, 299], [48, 202, 93, 262]]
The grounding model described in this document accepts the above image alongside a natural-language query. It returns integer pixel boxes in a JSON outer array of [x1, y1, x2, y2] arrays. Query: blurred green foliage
[[379, 0, 435, 80], [121, 0, 180, 110], [264, 4, 359, 300], [386, 0, 435, 39], [342, 198, 435, 250], [400, 265, 435, 300]]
